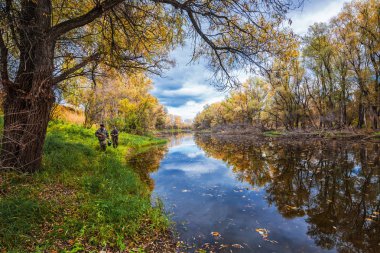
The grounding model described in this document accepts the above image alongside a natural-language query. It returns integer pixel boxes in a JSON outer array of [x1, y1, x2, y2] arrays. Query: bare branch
[[53, 53, 100, 84]]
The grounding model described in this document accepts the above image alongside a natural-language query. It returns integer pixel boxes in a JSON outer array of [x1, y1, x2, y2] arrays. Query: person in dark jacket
[[111, 126, 119, 148], [95, 123, 109, 151]]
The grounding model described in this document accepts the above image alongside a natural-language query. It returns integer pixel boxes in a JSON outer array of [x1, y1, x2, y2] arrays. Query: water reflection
[[126, 145, 168, 190], [129, 134, 380, 252], [195, 135, 380, 252]]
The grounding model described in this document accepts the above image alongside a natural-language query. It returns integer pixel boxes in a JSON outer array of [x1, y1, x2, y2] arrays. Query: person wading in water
[[95, 123, 109, 151], [111, 126, 119, 148]]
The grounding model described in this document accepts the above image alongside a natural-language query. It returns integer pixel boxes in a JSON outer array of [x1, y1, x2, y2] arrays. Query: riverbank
[[154, 129, 193, 135], [0, 121, 175, 252], [197, 127, 380, 142]]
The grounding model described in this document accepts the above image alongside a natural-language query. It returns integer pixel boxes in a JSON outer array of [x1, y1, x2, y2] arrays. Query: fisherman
[[111, 126, 119, 148], [95, 123, 109, 151]]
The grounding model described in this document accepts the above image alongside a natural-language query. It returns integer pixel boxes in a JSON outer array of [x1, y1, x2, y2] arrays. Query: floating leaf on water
[[255, 228, 269, 239], [219, 244, 228, 249], [285, 205, 297, 210], [232, 244, 244, 248], [255, 228, 278, 243], [211, 231, 221, 237]]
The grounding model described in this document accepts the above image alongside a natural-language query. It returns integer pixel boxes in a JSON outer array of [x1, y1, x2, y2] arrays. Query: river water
[[128, 134, 380, 253]]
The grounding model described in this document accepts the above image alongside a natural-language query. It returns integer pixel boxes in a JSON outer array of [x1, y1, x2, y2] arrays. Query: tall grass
[[0, 121, 169, 252]]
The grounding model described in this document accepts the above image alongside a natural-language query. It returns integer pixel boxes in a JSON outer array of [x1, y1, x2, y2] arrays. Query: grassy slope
[[0, 121, 169, 252]]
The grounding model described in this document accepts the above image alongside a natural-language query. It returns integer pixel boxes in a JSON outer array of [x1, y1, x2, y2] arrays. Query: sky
[[151, 0, 349, 121]]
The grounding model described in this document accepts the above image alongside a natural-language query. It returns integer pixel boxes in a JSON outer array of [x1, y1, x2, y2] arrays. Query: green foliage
[[263, 131, 283, 137], [0, 121, 168, 252]]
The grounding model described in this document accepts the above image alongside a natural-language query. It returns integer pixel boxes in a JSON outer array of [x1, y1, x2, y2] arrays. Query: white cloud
[[160, 83, 217, 97], [289, 0, 348, 35], [167, 95, 226, 120]]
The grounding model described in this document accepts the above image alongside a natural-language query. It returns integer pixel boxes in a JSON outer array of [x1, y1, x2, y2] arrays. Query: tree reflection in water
[[126, 133, 189, 190], [126, 145, 168, 190], [195, 134, 380, 253]]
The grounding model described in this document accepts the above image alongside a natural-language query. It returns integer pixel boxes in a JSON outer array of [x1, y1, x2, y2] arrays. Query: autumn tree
[[0, 0, 302, 171], [303, 23, 337, 127], [195, 0, 379, 132], [355, 0, 380, 129]]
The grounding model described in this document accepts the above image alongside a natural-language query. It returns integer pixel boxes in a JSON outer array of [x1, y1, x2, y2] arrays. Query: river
[[128, 134, 380, 253]]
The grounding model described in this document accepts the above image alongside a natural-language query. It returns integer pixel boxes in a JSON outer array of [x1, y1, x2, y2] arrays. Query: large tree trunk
[[1, 0, 54, 172], [1, 93, 54, 172]]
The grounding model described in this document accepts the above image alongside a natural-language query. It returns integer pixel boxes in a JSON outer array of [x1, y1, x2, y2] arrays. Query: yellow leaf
[[211, 231, 221, 237], [255, 228, 269, 239], [232, 244, 244, 248]]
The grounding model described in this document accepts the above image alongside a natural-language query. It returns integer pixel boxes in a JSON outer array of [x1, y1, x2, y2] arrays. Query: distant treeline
[[194, 0, 380, 131], [58, 69, 190, 134]]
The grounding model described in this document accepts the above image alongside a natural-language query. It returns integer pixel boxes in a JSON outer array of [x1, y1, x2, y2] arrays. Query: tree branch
[[50, 0, 124, 40], [53, 53, 100, 84]]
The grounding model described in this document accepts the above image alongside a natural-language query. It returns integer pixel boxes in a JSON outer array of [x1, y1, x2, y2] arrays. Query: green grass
[[0, 121, 168, 252], [263, 130, 283, 137]]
